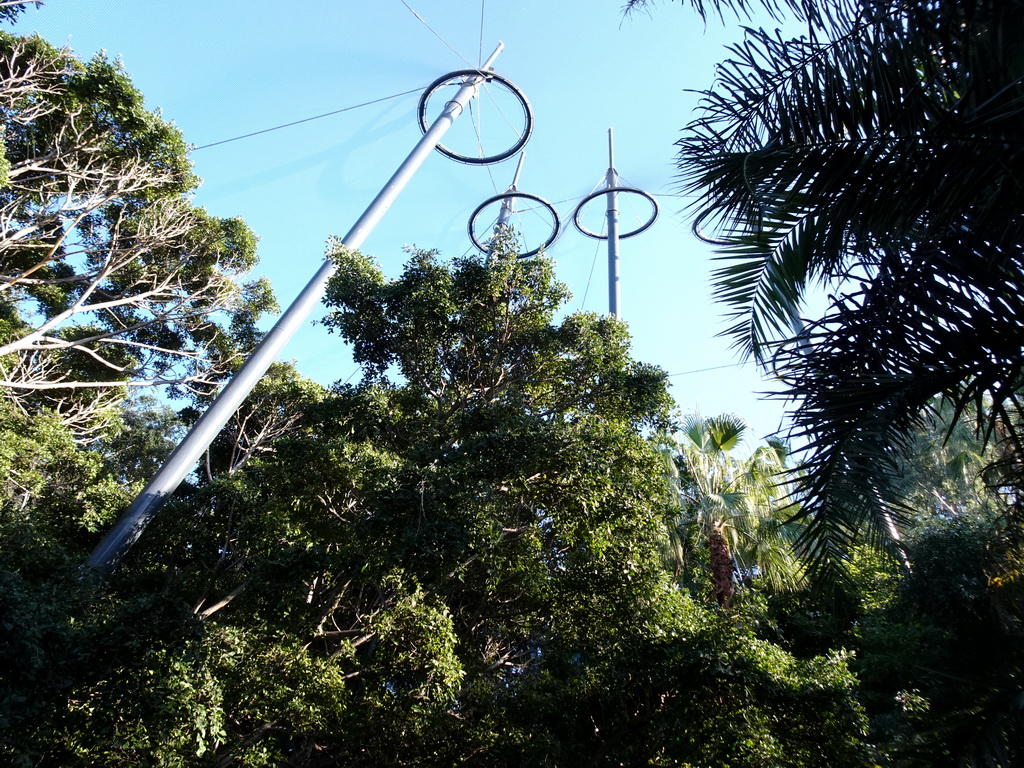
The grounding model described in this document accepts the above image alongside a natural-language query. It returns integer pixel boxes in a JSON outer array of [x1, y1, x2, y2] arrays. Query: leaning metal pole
[[605, 129, 621, 318], [87, 43, 506, 570]]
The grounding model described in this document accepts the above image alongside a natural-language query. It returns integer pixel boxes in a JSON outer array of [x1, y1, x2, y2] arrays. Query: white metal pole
[[497, 151, 528, 227], [605, 129, 620, 318], [87, 44, 505, 570], [495, 152, 525, 230], [488, 152, 525, 260]]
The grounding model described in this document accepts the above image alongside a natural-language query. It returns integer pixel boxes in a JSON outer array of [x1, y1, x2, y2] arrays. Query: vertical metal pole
[[488, 152, 525, 261], [605, 129, 620, 318], [494, 152, 526, 230], [496, 197, 515, 230], [87, 44, 506, 570]]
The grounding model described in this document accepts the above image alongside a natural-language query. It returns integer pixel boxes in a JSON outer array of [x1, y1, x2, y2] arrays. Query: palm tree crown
[[662, 414, 804, 606]]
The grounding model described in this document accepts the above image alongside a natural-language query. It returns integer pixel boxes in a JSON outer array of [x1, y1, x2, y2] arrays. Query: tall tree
[[1, 244, 869, 767], [0, 32, 275, 437]]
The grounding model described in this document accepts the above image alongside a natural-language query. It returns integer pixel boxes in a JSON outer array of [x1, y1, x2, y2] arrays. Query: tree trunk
[[709, 521, 735, 608]]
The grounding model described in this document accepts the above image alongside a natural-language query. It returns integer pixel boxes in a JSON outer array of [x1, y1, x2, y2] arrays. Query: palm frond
[[621, 0, 855, 26], [676, 0, 1024, 583], [665, 414, 806, 594], [681, 0, 1024, 357], [775, 229, 1024, 583]]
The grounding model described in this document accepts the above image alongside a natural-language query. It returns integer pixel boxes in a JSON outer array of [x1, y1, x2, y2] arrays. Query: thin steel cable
[[616, 172, 638, 188], [468, 100, 499, 193], [574, 176, 658, 234], [516, 205, 559, 250], [474, 199, 556, 246], [573, 184, 608, 234], [400, 0, 475, 68], [193, 87, 423, 150], [616, 183, 659, 228], [474, 193, 593, 243], [667, 363, 745, 377], [469, 98, 484, 157], [553, 193, 591, 207], [579, 219, 606, 310], [478, 80, 525, 139]]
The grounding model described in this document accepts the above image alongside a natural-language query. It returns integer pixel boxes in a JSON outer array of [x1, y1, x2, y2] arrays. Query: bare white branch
[[0, 33, 266, 435]]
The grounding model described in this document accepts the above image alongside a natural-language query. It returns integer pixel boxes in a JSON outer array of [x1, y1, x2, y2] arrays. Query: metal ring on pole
[[469, 191, 560, 259], [417, 70, 533, 165], [572, 186, 660, 239], [469, 191, 560, 258]]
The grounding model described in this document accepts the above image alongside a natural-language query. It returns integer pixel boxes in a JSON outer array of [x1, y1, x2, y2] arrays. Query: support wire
[[194, 87, 424, 150], [400, 0, 475, 68]]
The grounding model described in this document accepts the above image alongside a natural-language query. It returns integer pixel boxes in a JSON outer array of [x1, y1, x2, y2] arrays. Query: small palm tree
[[661, 414, 805, 607]]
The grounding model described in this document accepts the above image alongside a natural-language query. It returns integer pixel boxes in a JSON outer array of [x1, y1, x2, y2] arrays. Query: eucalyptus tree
[[0, 31, 275, 438]]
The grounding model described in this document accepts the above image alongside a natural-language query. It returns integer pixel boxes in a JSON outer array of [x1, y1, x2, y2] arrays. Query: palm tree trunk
[[709, 521, 735, 608]]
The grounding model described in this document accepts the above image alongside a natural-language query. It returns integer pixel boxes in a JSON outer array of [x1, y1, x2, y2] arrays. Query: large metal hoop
[[572, 186, 660, 239], [417, 70, 533, 165], [469, 191, 560, 259]]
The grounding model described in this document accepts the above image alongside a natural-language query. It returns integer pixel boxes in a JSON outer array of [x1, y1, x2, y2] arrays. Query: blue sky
[[14, 0, 796, 442]]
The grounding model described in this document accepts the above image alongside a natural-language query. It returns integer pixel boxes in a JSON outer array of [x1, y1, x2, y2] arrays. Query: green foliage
[[0, 2, 30, 26], [661, 413, 805, 605], [622, 0, 844, 25], [739, 404, 1024, 765], [655, 0, 1024, 591], [0, 401, 130, 544], [839, 517, 1024, 766], [98, 393, 183, 487], [1, 245, 868, 766]]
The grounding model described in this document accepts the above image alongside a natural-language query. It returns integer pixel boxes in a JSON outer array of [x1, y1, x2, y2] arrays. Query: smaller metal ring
[[572, 186, 659, 240], [417, 69, 534, 165], [469, 191, 560, 259]]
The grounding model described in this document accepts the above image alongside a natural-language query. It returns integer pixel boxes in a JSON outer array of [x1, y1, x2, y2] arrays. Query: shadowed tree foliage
[[620, 1, 1024, 760], [633, 0, 1024, 592], [0, 1, 36, 25]]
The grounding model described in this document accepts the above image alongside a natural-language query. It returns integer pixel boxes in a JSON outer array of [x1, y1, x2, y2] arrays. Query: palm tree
[[650, 0, 1024, 584], [661, 414, 804, 606]]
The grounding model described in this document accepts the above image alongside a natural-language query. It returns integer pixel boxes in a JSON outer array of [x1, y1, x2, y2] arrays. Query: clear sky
[[13, 0, 796, 443]]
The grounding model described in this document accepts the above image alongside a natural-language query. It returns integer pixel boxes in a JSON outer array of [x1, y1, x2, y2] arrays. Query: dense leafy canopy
[[9, 3, 1024, 765], [1, 243, 868, 766]]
